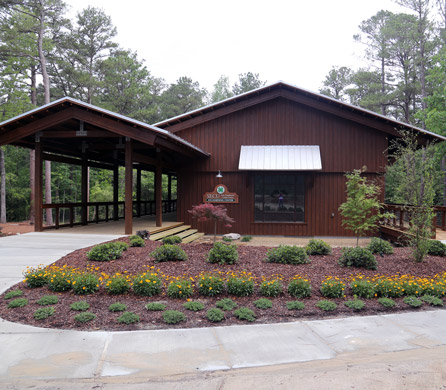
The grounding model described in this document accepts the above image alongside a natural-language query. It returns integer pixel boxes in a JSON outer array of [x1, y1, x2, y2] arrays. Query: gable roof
[[155, 81, 446, 142], [0, 97, 209, 157]]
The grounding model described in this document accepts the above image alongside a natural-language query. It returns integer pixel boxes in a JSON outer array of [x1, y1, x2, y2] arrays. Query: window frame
[[254, 172, 306, 223]]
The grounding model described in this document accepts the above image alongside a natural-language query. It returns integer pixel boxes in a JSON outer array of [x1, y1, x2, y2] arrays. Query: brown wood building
[[155, 82, 446, 237], [0, 81, 444, 236]]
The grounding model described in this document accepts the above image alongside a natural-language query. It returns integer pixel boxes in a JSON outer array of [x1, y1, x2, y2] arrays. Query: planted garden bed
[[1, 237, 446, 331]]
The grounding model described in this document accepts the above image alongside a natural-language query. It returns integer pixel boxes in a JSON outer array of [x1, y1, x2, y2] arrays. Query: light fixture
[[216, 170, 223, 178]]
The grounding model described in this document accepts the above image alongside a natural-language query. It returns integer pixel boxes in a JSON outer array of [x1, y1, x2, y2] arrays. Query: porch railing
[[41, 199, 177, 230], [381, 204, 446, 233]]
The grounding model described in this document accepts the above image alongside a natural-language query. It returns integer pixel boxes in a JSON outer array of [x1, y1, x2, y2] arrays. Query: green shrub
[[162, 235, 182, 245], [338, 247, 377, 270], [129, 235, 145, 247], [241, 235, 253, 242], [287, 277, 311, 298], [206, 308, 225, 322], [367, 237, 394, 255], [145, 302, 166, 311], [150, 244, 187, 263], [227, 275, 255, 297], [305, 239, 332, 255], [198, 273, 225, 297], [47, 269, 72, 292], [427, 240, 446, 256], [132, 273, 162, 296], [109, 302, 127, 312], [234, 307, 256, 322], [216, 298, 237, 311], [344, 299, 365, 311], [72, 273, 99, 295], [117, 311, 140, 324], [105, 275, 131, 295], [401, 280, 423, 297], [377, 297, 396, 308], [8, 298, 28, 308], [183, 301, 204, 311], [403, 296, 423, 307], [320, 278, 345, 298], [265, 245, 310, 265], [70, 301, 90, 311], [222, 236, 233, 242], [207, 242, 238, 265], [74, 312, 96, 323], [420, 295, 443, 306], [87, 242, 128, 262], [286, 301, 305, 310], [167, 279, 194, 299], [162, 310, 186, 324], [23, 266, 48, 288], [375, 279, 404, 298], [254, 298, 273, 309], [34, 307, 55, 320], [259, 279, 282, 297], [316, 300, 337, 311], [37, 295, 58, 306], [350, 279, 375, 299], [4, 290, 23, 300]]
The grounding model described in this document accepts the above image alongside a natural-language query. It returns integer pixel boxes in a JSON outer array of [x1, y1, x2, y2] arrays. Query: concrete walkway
[[1, 233, 446, 388]]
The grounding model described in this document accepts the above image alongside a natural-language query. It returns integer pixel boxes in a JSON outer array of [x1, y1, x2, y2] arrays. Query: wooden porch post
[[155, 153, 162, 227], [167, 173, 172, 212], [34, 139, 43, 232], [125, 138, 133, 234], [113, 153, 119, 221], [136, 167, 141, 218], [81, 153, 88, 225]]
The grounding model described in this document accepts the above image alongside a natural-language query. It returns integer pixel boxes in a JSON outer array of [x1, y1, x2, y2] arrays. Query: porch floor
[[45, 213, 178, 235]]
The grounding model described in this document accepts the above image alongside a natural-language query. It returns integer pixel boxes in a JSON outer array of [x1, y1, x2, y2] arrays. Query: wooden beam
[[0, 108, 75, 146], [133, 151, 176, 170], [136, 167, 141, 218], [81, 153, 88, 225], [71, 107, 157, 147], [113, 156, 119, 221], [34, 141, 43, 232], [155, 153, 162, 227], [125, 138, 133, 234], [154, 136, 197, 158], [42, 152, 114, 170], [40, 129, 121, 138]]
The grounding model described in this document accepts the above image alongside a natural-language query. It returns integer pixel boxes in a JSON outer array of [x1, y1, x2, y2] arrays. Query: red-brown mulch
[[1, 238, 446, 331]]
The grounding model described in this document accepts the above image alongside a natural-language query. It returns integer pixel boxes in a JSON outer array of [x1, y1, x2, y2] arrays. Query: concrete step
[[150, 225, 191, 241], [181, 232, 205, 244]]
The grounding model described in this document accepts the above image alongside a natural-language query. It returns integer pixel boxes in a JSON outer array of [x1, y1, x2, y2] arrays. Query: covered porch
[[0, 98, 209, 235]]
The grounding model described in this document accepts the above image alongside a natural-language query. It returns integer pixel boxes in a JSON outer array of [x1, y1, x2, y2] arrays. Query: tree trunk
[[0, 147, 6, 223], [29, 66, 37, 224], [38, 3, 53, 225]]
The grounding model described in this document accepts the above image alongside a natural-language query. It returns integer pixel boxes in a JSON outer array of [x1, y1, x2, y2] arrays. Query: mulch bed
[[1, 238, 446, 331]]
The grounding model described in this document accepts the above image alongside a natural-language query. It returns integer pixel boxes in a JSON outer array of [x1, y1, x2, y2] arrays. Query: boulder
[[223, 233, 241, 240]]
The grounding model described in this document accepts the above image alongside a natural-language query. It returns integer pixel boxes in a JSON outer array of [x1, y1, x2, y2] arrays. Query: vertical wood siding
[[176, 97, 388, 236]]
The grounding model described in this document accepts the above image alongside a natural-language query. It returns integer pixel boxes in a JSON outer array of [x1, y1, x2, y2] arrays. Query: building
[[0, 81, 444, 236]]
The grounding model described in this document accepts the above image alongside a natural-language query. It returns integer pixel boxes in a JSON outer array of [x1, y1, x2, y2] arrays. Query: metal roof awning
[[238, 145, 322, 171]]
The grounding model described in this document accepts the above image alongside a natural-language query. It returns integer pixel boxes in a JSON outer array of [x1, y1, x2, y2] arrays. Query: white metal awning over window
[[238, 145, 322, 171]]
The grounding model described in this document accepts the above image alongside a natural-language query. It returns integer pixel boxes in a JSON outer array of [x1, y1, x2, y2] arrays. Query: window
[[254, 174, 305, 222]]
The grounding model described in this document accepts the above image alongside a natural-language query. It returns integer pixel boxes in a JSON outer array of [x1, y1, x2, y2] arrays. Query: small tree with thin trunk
[[390, 130, 436, 262], [188, 203, 235, 243], [339, 166, 390, 246]]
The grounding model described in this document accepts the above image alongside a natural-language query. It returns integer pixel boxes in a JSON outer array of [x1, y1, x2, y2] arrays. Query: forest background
[[1, 0, 446, 223]]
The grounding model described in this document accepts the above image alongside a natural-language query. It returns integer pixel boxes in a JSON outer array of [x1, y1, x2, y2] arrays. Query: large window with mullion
[[254, 174, 305, 222]]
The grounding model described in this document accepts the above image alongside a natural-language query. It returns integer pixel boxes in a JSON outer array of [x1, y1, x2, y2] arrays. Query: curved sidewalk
[[1, 233, 446, 383]]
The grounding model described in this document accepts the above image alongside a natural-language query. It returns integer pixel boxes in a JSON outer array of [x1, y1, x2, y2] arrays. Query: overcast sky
[[65, 0, 412, 93]]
